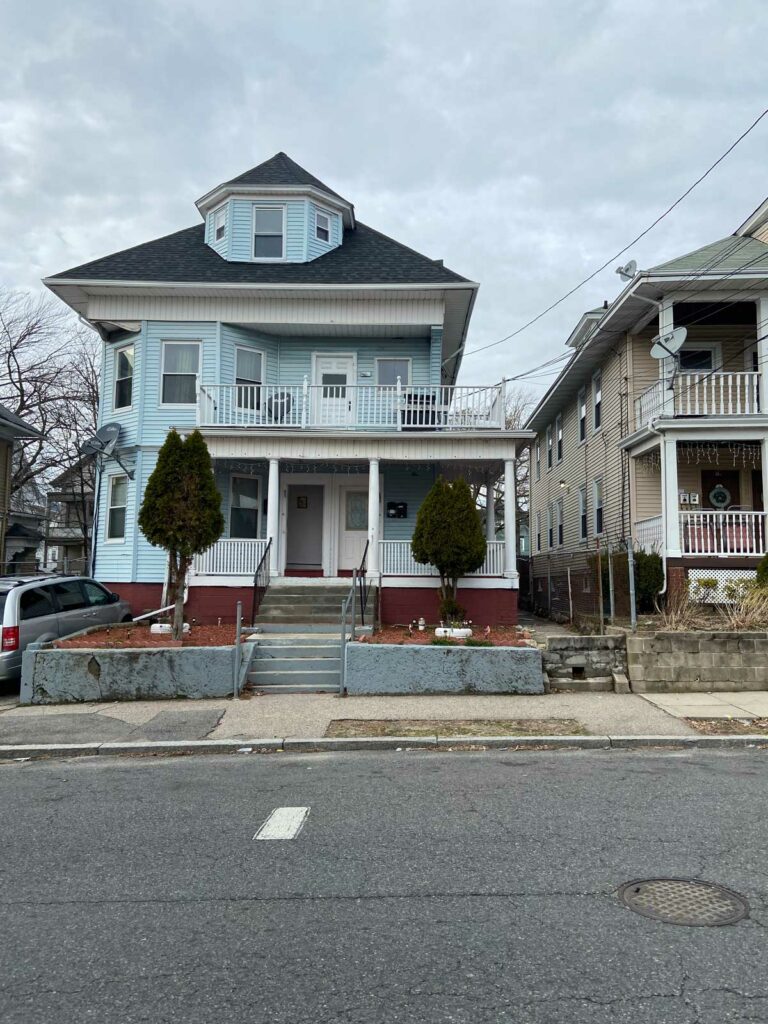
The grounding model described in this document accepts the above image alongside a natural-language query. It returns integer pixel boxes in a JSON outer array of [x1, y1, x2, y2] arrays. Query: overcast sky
[[2, 0, 767, 389]]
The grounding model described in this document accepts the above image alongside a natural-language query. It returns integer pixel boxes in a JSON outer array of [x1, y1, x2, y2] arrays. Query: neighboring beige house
[[0, 404, 43, 572], [526, 197, 768, 617]]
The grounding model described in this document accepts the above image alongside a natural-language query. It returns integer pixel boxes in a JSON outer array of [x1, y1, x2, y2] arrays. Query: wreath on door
[[708, 483, 731, 510]]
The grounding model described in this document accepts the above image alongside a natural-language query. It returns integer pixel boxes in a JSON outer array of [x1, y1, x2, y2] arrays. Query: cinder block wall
[[542, 636, 627, 692], [627, 632, 768, 692]]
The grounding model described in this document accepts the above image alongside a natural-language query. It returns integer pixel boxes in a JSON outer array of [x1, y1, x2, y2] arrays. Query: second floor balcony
[[197, 380, 507, 432], [634, 372, 761, 427]]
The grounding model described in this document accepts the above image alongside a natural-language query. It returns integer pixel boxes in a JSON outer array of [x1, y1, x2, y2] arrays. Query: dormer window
[[213, 206, 226, 243], [315, 210, 330, 243], [253, 206, 285, 259]]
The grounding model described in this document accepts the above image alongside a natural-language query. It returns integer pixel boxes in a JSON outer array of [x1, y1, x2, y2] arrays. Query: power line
[[449, 106, 768, 367]]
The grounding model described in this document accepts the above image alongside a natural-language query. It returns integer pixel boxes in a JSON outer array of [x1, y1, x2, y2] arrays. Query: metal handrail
[[339, 569, 357, 695], [356, 540, 370, 627], [250, 538, 272, 625]]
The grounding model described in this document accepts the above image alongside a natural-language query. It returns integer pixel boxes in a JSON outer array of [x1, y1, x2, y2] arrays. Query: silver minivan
[[0, 576, 132, 681]]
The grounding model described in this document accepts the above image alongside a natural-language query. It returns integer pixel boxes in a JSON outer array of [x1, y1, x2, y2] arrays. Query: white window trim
[[665, 340, 722, 378], [315, 207, 332, 243], [212, 203, 227, 244], [556, 497, 564, 547], [547, 504, 554, 549], [578, 485, 587, 542], [105, 474, 128, 544], [535, 440, 541, 481], [546, 425, 553, 471], [113, 343, 134, 412], [578, 386, 587, 444], [234, 345, 266, 385], [252, 204, 287, 262], [592, 370, 603, 432], [160, 340, 201, 408], [555, 413, 563, 464], [536, 511, 542, 553], [592, 477, 604, 537], [374, 356, 412, 388], [228, 474, 261, 540]]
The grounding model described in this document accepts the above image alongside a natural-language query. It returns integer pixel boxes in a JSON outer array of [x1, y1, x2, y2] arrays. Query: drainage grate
[[618, 878, 749, 927]]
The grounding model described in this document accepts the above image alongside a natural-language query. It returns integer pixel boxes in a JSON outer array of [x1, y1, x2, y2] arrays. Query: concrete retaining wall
[[345, 642, 543, 695], [627, 632, 768, 692], [21, 641, 257, 704], [542, 636, 628, 692]]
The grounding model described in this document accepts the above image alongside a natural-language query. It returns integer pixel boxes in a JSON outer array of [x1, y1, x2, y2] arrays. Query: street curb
[[3, 733, 768, 760]]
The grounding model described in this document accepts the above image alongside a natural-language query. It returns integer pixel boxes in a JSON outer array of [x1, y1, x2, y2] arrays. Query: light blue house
[[45, 153, 529, 624]]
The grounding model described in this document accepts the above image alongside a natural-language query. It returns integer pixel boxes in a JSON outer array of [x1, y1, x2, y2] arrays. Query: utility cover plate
[[618, 878, 749, 927]]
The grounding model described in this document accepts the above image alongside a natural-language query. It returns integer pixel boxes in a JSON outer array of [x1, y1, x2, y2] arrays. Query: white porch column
[[503, 459, 517, 579], [367, 458, 380, 574], [485, 472, 495, 541], [756, 297, 768, 412], [762, 437, 768, 554], [266, 458, 280, 576], [662, 436, 681, 557]]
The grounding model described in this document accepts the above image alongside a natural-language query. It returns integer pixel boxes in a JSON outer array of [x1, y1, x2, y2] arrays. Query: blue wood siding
[[278, 337, 432, 387], [228, 199, 307, 263], [205, 201, 230, 258], [215, 462, 268, 539], [100, 328, 142, 447], [382, 464, 436, 540], [306, 202, 342, 261], [219, 325, 279, 386], [140, 322, 218, 444], [93, 456, 139, 583], [430, 327, 443, 384]]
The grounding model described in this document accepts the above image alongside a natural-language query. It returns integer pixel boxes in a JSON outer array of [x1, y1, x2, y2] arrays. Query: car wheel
[[120, 614, 133, 623]]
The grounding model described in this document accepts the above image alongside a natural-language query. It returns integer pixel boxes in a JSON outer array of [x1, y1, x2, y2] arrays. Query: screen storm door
[[230, 476, 260, 538], [338, 487, 369, 571], [313, 354, 356, 426]]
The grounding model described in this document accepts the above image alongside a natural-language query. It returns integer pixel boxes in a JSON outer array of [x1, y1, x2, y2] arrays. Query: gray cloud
[[1, 0, 766, 388]]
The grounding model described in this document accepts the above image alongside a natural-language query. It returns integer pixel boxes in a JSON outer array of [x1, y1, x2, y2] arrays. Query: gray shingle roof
[[48, 221, 470, 286], [223, 152, 350, 205], [650, 234, 768, 275]]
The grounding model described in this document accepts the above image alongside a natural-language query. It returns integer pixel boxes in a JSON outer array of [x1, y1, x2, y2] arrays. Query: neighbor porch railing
[[634, 372, 761, 427], [379, 539, 505, 576], [192, 538, 268, 575], [680, 511, 766, 556], [634, 515, 664, 554], [197, 380, 506, 431]]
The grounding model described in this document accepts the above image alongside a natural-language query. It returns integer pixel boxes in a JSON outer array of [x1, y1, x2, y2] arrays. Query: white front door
[[313, 354, 356, 427], [338, 486, 369, 571]]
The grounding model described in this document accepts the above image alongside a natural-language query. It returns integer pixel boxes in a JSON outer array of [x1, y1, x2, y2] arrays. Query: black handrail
[[250, 538, 273, 625], [356, 540, 370, 627]]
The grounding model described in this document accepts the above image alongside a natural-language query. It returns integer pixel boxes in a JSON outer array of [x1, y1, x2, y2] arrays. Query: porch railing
[[192, 538, 268, 575], [379, 539, 505, 576], [634, 372, 761, 427], [197, 381, 506, 431], [680, 511, 766, 556], [634, 515, 664, 554]]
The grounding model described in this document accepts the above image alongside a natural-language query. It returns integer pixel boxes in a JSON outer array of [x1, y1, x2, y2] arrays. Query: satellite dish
[[615, 260, 637, 281], [650, 327, 687, 361], [81, 422, 121, 457]]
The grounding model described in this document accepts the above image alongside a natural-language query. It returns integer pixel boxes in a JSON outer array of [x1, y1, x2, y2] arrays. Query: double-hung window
[[230, 476, 260, 539], [536, 511, 542, 553], [235, 348, 264, 411], [213, 206, 227, 243], [547, 504, 554, 549], [253, 206, 285, 259], [556, 498, 564, 546], [546, 425, 553, 470], [107, 475, 128, 541], [315, 210, 331, 243], [578, 387, 587, 442], [376, 358, 410, 387], [593, 478, 604, 536], [535, 440, 541, 481], [578, 485, 587, 541], [593, 370, 602, 431], [161, 342, 200, 405], [114, 345, 134, 410], [555, 414, 563, 463]]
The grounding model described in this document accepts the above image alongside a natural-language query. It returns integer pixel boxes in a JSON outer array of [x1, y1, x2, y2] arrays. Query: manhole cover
[[618, 878, 749, 927]]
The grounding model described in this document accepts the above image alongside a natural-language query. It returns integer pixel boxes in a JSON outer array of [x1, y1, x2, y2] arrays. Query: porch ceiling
[[228, 322, 431, 338]]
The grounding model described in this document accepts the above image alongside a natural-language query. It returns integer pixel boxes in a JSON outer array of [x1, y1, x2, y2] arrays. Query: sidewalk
[[0, 691, 697, 745]]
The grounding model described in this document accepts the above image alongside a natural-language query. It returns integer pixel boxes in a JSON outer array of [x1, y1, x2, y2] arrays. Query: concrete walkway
[[0, 691, 695, 745], [642, 691, 768, 720]]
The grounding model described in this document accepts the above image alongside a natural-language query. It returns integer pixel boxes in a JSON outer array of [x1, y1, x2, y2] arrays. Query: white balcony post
[[485, 472, 495, 541], [503, 459, 517, 579], [757, 298, 768, 412], [267, 458, 280, 576], [662, 436, 681, 557], [762, 437, 768, 554], [367, 458, 380, 574]]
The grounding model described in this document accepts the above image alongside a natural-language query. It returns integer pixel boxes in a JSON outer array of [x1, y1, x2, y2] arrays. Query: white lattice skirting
[[688, 567, 757, 604]]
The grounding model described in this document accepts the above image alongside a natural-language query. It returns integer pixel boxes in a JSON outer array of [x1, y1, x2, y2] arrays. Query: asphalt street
[[1, 749, 767, 1023]]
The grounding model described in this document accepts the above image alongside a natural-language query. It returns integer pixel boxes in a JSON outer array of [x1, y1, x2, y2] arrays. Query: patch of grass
[[464, 638, 493, 647], [685, 717, 768, 735], [325, 718, 588, 738], [430, 637, 459, 646]]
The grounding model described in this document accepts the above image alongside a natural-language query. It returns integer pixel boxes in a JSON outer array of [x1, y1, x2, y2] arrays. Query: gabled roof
[[649, 235, 768, 275], [223, 152, 349, 205], [46, 220, 470, 286], [0, 403, 41, 440]]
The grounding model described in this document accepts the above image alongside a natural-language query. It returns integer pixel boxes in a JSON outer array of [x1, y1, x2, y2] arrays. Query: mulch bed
[[360, 625, 532, 647], [685, 717, 768, 735], [55, 624, 246, 649], [325, 718, 587, 737]]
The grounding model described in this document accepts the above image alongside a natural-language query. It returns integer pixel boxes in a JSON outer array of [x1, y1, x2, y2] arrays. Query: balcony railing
[[634, 515, 664, 554], [681, 511, 766, 556], [634, 372, 761, 427], [379, 540, 505, 576], [192, 538, 268, 575], [197, 381, 506, 431]]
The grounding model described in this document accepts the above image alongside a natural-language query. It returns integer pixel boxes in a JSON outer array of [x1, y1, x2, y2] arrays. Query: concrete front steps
[[246, 625, 343, 693], [254, 584, 351, 627]]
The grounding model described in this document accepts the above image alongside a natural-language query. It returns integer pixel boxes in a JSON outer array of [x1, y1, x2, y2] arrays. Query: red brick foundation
[[380, 587, 518, 626], [104, 583, 253, 625]]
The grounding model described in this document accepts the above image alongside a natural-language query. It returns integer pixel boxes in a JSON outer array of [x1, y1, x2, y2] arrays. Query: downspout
[[647, 421, 668, 596]]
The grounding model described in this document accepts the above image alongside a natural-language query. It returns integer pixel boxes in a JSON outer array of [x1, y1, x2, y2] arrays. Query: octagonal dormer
[[196, 152, 354, 264]]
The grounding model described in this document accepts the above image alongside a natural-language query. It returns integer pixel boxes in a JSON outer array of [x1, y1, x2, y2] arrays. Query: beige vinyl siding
[[632, 460, 662, 521]]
